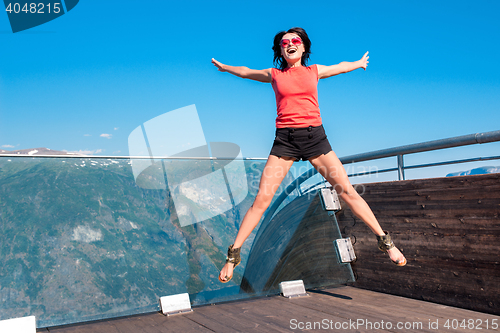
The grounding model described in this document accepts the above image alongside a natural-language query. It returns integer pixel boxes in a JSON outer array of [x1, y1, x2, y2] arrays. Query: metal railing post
[[397, 154, 405, 180]]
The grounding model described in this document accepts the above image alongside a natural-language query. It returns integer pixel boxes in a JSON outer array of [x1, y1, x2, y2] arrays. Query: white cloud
[[84, 134, 91, 137], [114, 127, 119, 131], [1, 144, 15, 148], [100, 134, 112, 139]]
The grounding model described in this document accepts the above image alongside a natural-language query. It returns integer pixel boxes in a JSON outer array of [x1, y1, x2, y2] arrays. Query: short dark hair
[[272, 27, 312, 70]]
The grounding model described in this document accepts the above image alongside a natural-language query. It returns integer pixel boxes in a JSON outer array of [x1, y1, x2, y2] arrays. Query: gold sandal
[[376, 231, 407, 266], [218, 244, 241, 283]]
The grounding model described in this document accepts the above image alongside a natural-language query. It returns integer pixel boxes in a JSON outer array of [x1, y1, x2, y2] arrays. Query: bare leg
[[309, 151, 406, 264], [219, 155, 295, 282]]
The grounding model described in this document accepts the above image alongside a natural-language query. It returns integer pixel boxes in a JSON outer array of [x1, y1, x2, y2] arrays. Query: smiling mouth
[[287, 49, 297, 55]]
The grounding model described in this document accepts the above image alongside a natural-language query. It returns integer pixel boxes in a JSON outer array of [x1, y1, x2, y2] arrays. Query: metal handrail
[[339, 130, 500, 164], [345, 155, 500, 178], [260, 130, 500, 228]]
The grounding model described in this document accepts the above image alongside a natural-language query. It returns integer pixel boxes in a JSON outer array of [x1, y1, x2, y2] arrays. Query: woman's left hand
[[359, 51, 369, 70], [212, 58, 226, 72]]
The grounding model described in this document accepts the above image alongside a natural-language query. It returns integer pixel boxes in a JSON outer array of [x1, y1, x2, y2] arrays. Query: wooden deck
[[40, 286, 500, 333]]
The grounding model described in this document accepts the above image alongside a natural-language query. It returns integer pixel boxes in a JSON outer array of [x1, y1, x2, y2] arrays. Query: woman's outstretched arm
[[212, 58, 272, 83], [317, 51, 369, 79]]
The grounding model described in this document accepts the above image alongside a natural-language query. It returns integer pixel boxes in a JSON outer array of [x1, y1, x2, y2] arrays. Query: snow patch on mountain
[[0, 147, 85, 156], [446, 166, 500, 177], [72, 226, 103, 243]]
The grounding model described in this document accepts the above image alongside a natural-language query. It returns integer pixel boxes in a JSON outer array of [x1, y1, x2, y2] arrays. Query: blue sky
[[1, 0, 499, 180]]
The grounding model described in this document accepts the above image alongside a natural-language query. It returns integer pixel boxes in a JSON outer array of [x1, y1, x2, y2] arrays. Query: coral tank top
[[271, 64, 322, 128]]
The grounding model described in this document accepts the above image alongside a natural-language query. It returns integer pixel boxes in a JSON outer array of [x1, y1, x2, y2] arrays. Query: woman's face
[[280, 33, 305, 67]]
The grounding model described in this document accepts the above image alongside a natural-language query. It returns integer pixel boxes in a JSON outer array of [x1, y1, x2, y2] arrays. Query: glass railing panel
[[258, 161, 314, 226], [0, 156, 352, 328]]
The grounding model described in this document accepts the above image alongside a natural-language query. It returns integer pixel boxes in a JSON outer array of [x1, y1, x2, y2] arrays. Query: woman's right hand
[[212, 58, 226, 72]]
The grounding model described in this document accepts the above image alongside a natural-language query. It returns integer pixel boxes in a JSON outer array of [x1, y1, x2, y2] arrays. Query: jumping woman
[[212, 27, 406, 283]]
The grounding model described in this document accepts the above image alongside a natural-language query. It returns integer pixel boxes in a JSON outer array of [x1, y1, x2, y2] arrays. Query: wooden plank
[[48, 312, 212, 333], [122, 313, 211, 333], [49, 320, 121, 333], [203, 293, 393, 333], [327, 287, 500, 330], [288, 293, 439, 333], [188, 297, 304, 333]]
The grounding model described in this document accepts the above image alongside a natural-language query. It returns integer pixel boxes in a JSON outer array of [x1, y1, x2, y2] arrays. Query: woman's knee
[[338, 185, 361, 205], [252, 193, 273, 212]]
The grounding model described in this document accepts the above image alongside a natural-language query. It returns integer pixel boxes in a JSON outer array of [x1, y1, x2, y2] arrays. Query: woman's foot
[[219, 262, 235, 283], [376, 231, 407, 266], [387, 246, 407, 266], [218, 244, 241, 283]]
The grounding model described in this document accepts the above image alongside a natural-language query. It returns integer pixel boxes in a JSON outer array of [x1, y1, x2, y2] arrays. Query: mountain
[[446, 166, 500, 177], [0, 147, 84, 156]]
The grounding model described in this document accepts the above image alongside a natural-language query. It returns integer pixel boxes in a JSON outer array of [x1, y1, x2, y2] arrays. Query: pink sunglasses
[[280, 37, 302, 48]]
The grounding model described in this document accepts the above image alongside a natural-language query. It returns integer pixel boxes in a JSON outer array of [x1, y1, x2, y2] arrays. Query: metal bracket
[[279, 280, 309, 298], [320, 187, 341, 212], [159, 293, 193, 316], [334, 238, 356, 263]]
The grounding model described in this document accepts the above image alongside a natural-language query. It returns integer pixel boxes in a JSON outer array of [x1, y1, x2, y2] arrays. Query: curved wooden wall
[[336, 173, 500, 315]]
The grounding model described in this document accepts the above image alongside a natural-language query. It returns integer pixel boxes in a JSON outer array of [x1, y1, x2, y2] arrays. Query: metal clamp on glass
[[159, 293, 193, 316], [319, 187, 341, 212], [279, 280, 309, 298], [334, 238, 356, 263]]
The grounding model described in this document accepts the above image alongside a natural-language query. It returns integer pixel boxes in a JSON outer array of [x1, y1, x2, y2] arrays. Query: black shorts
[[269, 125, 333, 161]]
